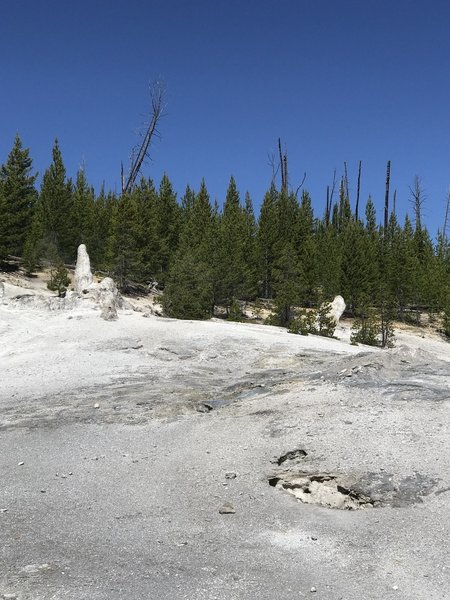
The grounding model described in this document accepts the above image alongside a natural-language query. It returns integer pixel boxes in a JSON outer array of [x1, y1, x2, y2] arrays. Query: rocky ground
[[0, 276, 449, 599]]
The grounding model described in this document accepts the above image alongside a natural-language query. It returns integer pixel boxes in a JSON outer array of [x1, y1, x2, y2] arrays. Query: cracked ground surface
[[1, 285, 449, 599]]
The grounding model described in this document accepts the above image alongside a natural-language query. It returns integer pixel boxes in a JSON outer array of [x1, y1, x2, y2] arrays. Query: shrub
[[350, 309, 380, 346], [47, 264, 71, 297], [288, 309, 316, 335]]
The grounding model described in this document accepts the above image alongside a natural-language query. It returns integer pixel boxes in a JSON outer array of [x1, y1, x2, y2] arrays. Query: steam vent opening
[[269, 473, 376, 510]]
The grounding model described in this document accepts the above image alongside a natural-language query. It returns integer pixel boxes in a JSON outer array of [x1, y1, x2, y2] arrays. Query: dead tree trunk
[[384, 160, 391, 233], [443, 188, 450, 239], [344, 161, 350, 204], [409, 175, 425, 232], [122, 81, 165, 195], [355, 160, 362, 221], [278, 138, 288, 195]]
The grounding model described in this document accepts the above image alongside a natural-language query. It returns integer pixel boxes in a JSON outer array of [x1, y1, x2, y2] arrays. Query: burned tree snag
[[409, 176, 427, 232], [122, 81, 165, 195], [344, 161, 350, 204], [355, 160, 362, 221], [443, 188, 450, 240], [278, 138, 288, 195], [384, 160, 391, 233]]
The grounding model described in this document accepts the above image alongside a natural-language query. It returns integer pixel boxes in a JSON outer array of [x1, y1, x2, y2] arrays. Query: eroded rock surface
[[328, 295, 346, 324], [74, 244, 93, 292]]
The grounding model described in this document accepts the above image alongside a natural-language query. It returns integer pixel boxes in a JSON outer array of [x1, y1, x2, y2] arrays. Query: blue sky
[[1, 0, 450, 235]]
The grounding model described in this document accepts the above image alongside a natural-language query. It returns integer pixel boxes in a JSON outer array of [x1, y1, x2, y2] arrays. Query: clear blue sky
[[1, 0, 450, 235]]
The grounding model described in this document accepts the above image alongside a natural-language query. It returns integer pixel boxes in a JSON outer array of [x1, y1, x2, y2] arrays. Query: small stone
[[40, 489, 46, 494], [392, 585, 399, 591], [18, 461, 24, 466], [0, 508, 8, 513], [310, 587, 317, 593], [225, 472, 237, 479], [311, 536, 318, 541], [94, 403, 100, 409], [219, 502, 235, 514], [3, 594, 18, 599]]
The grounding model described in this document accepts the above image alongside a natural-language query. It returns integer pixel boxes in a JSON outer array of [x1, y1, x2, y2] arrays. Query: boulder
[[74, 244, 93, 293]]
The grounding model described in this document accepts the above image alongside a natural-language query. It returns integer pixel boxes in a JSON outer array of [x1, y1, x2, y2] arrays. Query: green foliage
[[27, 139, 74, 264], [162, 180, 215, 320], [0, 135, 37, 260], [1, 134, 449, 334], [316, 301, 336, 337], [228, 299, 245, 322], [288, 309, 316, 335], [47, 264, 71, 296], [216, 176, 249, 308], [257, 184, 278, 298], [441, 299, 450, 338], [288, 302, 336, 338], [350, 308, 380, 346], [379, 297, 396, 348], [162, 251, 213, 320]]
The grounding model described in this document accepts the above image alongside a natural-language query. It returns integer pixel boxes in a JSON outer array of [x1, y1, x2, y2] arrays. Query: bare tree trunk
[[122, 81, 165, 194], [344, 161, 350, 203], [278, 138, 288, 195], [393, 189, 397, 216], [355, 160, 361, 221], [444, 188, 450, 239], [409, 175, 425, 232], [384, 160, 391, 233]]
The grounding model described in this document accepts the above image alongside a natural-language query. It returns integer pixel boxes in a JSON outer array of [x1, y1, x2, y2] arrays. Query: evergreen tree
[[71, 168, 96, 253], [257, 184, 278, 298], [272, 191, 302, 326], [0, 135, 37, 260], [113, 191, 143, 288], [163, 180, 215, 319], [315, 222, 342, 299], [242, 191, 258, 298], [296, 190, 318, 305], [27, 140, 74, 264], [216, 176, 247, 309], [154, 174, 181, 285]]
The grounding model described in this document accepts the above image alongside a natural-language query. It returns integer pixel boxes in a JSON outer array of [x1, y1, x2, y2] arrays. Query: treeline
[[1, 135, 449, 328]]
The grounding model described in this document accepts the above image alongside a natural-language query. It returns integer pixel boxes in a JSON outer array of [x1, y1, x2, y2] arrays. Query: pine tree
[[27, 140, 74, 264], [216, 176, 247, 309], [242, 191, 258, 298], [0, 135, 37, 260], [272, 191, 302, 326], [71, 168, 96, 254], [257, 184, 278, 298], [113, 191, 143, 288], [296, 190, 318, 305], [154, 174, 181, 285], [163, 180, 215, 319]]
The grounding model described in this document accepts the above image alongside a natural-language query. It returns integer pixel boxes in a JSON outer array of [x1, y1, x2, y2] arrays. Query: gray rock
[[219, 502, 235, 514]]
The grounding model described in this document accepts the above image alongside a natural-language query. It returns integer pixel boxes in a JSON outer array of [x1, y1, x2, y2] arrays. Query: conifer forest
[[1, 134, 449, 339]]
